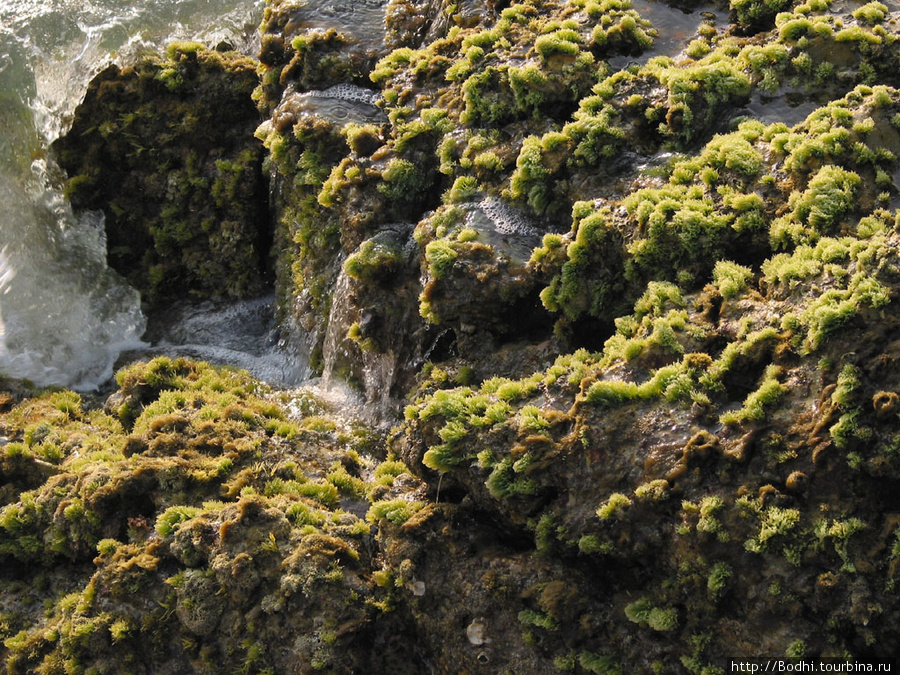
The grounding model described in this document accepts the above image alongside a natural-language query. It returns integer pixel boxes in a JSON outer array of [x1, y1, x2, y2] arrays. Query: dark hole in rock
[[425, 328, 459, 362]]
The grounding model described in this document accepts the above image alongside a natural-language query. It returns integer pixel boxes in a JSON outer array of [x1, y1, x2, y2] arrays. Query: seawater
[[0, 0, 265, 389]]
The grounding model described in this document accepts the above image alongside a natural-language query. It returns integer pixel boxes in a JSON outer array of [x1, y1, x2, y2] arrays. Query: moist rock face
[[20, 0, 900, 671]]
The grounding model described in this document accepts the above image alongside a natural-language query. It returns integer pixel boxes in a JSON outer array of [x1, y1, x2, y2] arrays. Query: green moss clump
[[0, 357, 441, 672], [713, 261, 754, 300], [596, 493, 631, 520], [156, 505, 203, 538], [771, 166, 862, 247], [720, 365, 788, 426], [578, 651, 622, 675], [762, 234, 893, 352], [424, 239, 459, 280], [535, 205, 626, 323], [379, 158, 428, 202], [742, 502, 802, 558], [852, 2, 889, 25], [624, 598, 679, 632], [343, 239, 404, 282], [367, 498, 426, 525], [731, 0, 794, 32]]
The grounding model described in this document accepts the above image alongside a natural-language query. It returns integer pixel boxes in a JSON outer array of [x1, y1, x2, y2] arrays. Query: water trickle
[[322, 267, 356, 386], [890, 165, 900, 211], [320, 266, 401, 421], [0, 174, 146, 389], [134, 295, 309, 387]]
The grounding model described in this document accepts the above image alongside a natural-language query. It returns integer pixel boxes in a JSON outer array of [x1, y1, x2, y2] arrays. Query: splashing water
[[136, 295, 310, 387], [0, 172, 146, 388], [0, 0, 265, 389], [307, 83, 382, 106]]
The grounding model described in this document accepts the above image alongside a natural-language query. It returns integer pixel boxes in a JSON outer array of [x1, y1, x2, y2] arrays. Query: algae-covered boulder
[[250, 0, 900, 661], [401, 226, 900, 667], [53, 43, 271, 307], [0, 358, 431, 673], [414, 199, 554, 354], [256, 0, 900, 390], [252, 0, 666, 398]]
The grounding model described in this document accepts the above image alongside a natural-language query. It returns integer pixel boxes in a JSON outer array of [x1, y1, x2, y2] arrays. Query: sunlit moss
[[713, 261, 754, 300], [367, 498, 425, 525], [720, 365, 788, 426]]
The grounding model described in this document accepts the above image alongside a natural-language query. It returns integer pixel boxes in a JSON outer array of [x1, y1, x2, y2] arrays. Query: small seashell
[[466, 619, 491, 645]]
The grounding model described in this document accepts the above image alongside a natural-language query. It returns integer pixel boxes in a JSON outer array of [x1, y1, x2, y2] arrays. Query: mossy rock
[[0, 358, 435, 673], [400, 224, 900, 666], [26, 0, 900, 668], [53, 43, 271, 308]]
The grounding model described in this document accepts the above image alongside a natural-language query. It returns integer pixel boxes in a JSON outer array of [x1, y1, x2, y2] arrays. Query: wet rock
[[401, 226, 900, 666], [416, 200, 555, 361], [0, 358, 429, 673], [322, 223, 425, 417], [270, 82, 386, 129], [258, 0, 392, 104]]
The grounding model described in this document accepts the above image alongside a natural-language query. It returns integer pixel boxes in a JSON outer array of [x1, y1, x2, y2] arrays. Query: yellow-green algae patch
[[0, 358, 429, 674], [401, 217, 900, 665]]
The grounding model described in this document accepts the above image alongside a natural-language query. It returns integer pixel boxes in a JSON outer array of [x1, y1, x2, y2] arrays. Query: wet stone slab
[[271, 82, 385, 127], [465, 198, 545, 263]]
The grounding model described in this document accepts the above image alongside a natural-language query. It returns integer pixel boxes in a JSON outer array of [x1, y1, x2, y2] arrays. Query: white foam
[[0, 180, 147, 389]]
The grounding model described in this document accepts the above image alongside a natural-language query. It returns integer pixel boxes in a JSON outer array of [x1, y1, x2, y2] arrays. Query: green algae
[[36, 0, 900, 667], [0, 358, 434, 673], [400, 207, 900, 662], [249, 0, 900, 382], [529, 86, 900, 338]]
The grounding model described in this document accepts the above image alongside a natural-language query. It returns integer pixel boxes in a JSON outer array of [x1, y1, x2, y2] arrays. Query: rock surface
[[11, 0, 900, 671]]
